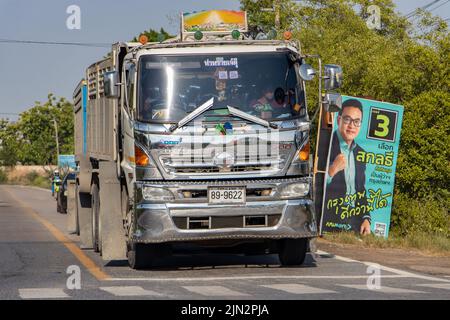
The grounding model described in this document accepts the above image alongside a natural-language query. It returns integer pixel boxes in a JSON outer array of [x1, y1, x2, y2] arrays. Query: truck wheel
[[127, 243, 154, 270], [74, 184, 80, 235], [91, 183, 101, 254], [278, 238, 308, 266]]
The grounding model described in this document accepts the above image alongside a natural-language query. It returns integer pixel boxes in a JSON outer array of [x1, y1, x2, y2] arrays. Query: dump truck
[[69, 10, 343, 269]]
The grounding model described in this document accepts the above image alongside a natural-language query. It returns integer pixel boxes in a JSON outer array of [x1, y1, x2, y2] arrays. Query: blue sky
[[0, 0, 448, 119]]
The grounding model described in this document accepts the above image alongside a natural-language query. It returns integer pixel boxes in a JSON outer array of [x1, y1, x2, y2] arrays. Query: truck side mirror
[[324, 64, 343, 91], [104, 71, 119, 98], [323, 93, 342, 113], [299, 64, 316, 81]]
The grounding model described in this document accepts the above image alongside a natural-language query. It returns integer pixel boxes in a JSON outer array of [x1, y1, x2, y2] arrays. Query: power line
[[0, 39, 110, 48], [428, 0, 450, 12], [409, 0, 450, 22], [405, 0, 441, 19]]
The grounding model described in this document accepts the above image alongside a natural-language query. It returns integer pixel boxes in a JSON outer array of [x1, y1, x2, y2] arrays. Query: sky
[[0, 0, 449, 120]]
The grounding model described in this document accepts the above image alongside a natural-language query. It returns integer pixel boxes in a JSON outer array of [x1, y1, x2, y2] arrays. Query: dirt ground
[[316, 238, 450, 276]]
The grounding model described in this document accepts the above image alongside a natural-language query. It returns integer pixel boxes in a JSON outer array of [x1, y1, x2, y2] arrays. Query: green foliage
[[29, 174, 51, 189], [0, 94, 74, 166], [396, 90, 450, 200], [0, 168, 7, 183], [241, 0, 449, 237], [132, 28, 174, 42], [391, 191, 449, 237], [241, 0, 294, 31], [0, 120, 20, 167]]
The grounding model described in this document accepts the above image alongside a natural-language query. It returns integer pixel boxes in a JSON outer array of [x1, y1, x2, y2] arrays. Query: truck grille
[[159, 155, 284, 174], [172, 214, 282, 230]]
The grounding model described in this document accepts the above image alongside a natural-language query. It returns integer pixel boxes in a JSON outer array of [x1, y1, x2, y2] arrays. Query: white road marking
[[107, 275, 409, 282], [338, 284, 425, 294], [317, 250, 450, 283], [100, 286, 163, 297], [317, 250, 359, 263], [182, 285, 249, 296], [19, 288, 69, 299], [416, 283, 450, 290], [360, 262, 450, 283], [262, 284, 336, 294]]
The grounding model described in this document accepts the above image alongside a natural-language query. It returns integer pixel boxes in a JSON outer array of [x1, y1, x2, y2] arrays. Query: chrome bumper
[[131, 179, 318, 243], [130, 178, 318, 243]]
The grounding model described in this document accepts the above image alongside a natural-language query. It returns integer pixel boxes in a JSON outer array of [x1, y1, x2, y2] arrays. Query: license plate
[[208, 187, 246, 204]]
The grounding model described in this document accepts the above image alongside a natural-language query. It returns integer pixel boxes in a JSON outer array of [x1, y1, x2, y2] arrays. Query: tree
[[0, 94, 74, 166], [0, 119, 20, 167], [241, 0, 295, 31], [396, 90, 450, 201], [132, 28, 174, 42], [241, 0, 449, 235]]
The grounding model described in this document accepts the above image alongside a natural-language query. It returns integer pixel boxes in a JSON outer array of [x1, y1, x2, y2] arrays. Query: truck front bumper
[[130, 179, 318, 243], [131, 179, 318, 243]]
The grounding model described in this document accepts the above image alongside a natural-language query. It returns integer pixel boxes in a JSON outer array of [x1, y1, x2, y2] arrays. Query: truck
[[68, 10, 343, 269]]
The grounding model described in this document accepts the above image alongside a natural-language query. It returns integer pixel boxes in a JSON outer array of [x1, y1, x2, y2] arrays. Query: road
[[0, 185, 449, 300]]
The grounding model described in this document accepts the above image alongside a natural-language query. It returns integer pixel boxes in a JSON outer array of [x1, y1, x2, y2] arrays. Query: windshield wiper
[[227, 105, 278, 129], [169, 97, 214, 132]]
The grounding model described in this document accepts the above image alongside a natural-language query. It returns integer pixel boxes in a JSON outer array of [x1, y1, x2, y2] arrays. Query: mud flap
[[66, 179, 78, 234], [99, 161, 127, 260], [77, 186, 93, 249]]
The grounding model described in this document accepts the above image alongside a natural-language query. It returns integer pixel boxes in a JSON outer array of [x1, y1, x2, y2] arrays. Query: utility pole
[[53, 118, 60, 165], [274, 0, 281, 30], [260, 0, 281, 30]]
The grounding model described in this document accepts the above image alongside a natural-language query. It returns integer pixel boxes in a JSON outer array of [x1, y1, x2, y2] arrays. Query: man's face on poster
[[338, 106, 362, 144]]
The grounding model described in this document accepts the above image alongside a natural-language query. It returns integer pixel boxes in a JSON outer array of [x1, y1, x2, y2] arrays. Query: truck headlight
[[280, 182, 310, 198], [142, 187, 174, 202]]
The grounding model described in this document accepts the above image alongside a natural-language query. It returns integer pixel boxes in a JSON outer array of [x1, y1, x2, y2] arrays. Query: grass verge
[[0, 168, 51, 189], [321, 231, 450, 256]]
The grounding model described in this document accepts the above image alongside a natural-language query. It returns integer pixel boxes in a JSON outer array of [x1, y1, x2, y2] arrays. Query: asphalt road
[[0, 185, 449, 300]]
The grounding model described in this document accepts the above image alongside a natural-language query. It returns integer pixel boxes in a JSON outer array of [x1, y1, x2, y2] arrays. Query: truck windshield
[[137, 52, 306, 123]]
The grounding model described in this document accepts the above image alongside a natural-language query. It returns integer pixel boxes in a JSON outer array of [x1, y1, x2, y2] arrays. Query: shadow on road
[[104, 253, 317, 271]]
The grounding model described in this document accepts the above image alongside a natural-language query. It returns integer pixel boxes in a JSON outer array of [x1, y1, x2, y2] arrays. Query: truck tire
[[127, 243, 154, 270], [73, 184, 81, 235], [91, 183, 101, 254], [278, 238, 308, 266]]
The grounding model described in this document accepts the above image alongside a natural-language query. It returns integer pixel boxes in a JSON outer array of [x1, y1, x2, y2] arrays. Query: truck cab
[[71, 11, 342, 269]]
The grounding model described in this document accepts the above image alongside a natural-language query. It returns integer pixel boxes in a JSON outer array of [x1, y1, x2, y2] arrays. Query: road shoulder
[[317, 238, 450, 277]]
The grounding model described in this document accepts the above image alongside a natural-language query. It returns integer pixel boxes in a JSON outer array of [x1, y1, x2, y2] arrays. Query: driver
[[272, 88, 288, 108], [271, 88, 295, 117], [141, 87, 162, 120], [250, 86, 275, 119], [251, 85, 274, 110], [141, 97, 153, 120]]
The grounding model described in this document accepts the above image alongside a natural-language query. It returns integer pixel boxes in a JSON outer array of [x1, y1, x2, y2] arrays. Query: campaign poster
[[320, 96, 404, 238]]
